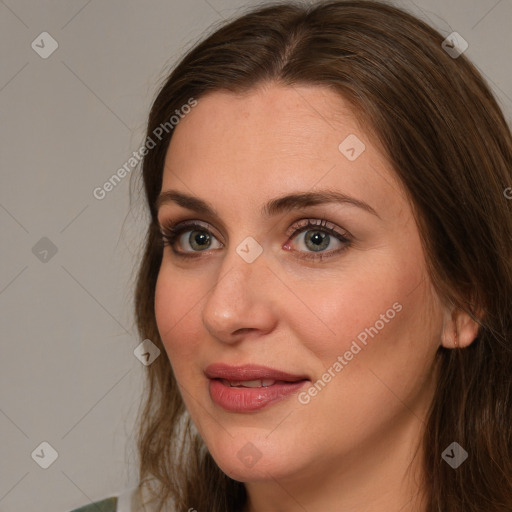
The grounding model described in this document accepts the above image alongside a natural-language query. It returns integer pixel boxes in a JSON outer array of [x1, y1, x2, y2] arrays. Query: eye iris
[[305, 230, 329, 251], [189, 230, 210, 250]]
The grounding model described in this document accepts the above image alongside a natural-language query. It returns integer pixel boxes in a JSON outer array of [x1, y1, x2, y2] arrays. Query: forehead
[[160, 84, 409, 223], [166, 84, 364, 161]]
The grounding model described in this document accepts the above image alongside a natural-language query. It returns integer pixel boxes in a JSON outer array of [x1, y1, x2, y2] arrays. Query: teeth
[[223, 379, 277, 388]]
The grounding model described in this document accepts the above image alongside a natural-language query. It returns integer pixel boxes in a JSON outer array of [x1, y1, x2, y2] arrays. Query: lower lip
[[208, 378, 308, 412]]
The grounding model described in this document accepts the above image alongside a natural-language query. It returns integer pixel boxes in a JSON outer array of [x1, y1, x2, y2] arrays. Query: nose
[[201, 244, 277, 344]]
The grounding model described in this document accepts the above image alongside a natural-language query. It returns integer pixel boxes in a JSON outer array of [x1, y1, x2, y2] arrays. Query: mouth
[[204, 363, 310, 412]]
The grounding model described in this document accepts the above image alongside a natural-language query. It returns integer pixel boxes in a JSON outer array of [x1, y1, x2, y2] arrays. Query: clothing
[[68, 496, 117, 512], [67, 486, 143, 512]]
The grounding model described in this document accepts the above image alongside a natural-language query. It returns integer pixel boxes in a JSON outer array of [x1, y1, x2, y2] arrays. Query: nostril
[[234, 327, 253, 335]]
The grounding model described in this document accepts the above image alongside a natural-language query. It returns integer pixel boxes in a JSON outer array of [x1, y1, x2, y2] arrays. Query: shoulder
[[68, 496, 118, 512]]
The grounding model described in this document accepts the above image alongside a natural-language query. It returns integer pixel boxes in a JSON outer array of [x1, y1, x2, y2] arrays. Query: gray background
[[0, 0, 510, 511]]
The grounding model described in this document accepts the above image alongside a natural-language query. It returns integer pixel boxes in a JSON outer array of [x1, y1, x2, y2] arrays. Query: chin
[[216, 456, 292, 483], [205, 433, 302, 482]]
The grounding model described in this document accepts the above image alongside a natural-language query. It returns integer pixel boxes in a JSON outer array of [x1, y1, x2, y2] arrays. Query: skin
[[154, 83, 480, 512]]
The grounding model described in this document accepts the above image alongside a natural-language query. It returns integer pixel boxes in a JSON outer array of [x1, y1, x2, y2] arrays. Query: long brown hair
[[131, 1, 512, 510]]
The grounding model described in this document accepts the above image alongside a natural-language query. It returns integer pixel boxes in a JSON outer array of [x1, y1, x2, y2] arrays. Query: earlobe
[[441, 306, 481, 349], [454, 309, 481, 348]]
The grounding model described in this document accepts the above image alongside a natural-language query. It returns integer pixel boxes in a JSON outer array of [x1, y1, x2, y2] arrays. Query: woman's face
[[154, 84, 445, 494]]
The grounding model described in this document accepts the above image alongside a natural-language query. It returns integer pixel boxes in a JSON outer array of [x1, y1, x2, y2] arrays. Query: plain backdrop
[[0, 0, 511, 511]]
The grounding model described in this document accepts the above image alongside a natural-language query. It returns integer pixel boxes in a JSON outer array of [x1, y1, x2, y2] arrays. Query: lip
[[204, 363, 309, 382], [204, 363, 310, 412]]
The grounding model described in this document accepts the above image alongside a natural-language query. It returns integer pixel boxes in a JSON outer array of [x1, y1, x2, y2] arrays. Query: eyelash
[[158, 218, 352, 262]]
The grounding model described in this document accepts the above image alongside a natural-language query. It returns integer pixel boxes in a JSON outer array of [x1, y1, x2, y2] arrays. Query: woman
[[70, 0, 512, 511]]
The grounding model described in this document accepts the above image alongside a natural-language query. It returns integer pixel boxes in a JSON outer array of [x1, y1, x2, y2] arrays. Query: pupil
[[311, 233, 322, 245], [190, 231, 210, 250], [306, 230, 328, 251]]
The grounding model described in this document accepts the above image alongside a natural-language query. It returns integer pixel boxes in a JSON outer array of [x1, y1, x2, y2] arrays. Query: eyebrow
[[155, 189, 379, 219]]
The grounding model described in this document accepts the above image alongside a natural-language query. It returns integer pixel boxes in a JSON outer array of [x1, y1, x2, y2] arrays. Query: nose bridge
[[202, 239, 272, 340]]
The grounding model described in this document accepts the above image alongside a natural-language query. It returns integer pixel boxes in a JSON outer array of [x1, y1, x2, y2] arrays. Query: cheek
[[288, 276, 439, 443], [286, 249, 441, 414], [154, 269, 203, 362], [304, 271, 438, 407], [286, 259, 419, 361]]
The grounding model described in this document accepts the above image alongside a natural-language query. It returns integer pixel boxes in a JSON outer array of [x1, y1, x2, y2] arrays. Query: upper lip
[[204, 363, 309, 382]]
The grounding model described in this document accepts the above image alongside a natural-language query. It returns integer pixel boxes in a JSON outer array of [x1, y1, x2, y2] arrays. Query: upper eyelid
[[157, 200, 364, 230], [289, 218, 350, 238], [161, 218, 351, 244], [171, 220, 223, 241]]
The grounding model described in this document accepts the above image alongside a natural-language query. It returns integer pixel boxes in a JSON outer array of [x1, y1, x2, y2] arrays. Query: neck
[[241, 403, 430, 512]]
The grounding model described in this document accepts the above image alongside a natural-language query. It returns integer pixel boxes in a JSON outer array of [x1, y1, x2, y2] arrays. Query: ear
[[440, 305, 481, 349]]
